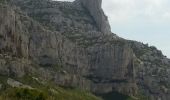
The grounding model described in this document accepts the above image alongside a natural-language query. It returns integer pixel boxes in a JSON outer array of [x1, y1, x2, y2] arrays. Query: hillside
[[0, 0, 170, 100]]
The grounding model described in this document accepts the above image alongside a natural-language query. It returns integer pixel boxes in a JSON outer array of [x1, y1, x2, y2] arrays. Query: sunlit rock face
[[0, 0, 136, 95], [78, 0, 111, 34], [0, 0, 170, 100]]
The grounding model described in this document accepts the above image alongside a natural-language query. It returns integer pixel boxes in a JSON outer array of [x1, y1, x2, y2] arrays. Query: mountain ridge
[[0, 0, 170, 100]]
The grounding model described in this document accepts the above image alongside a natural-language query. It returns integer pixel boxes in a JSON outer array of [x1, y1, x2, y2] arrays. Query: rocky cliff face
[[130, 41, 170, 100], [77, 0, 111, 34], [0, 0, 170, 100], [0, 0, 136, 96]]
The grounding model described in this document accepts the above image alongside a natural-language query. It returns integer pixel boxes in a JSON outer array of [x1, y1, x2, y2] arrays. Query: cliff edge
[[77, 0, 111, 34], [0, 0, 170, 100]]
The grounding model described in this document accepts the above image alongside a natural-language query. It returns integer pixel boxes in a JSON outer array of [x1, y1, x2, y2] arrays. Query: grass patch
[[0, 74, 101, 100], [0, 87, 102, 100], [0, 88, 47, 100]]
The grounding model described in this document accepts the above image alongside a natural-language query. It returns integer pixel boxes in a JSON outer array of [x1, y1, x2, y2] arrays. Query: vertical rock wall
[[78, 0, 111, 34], [0, 1, 137, 97]]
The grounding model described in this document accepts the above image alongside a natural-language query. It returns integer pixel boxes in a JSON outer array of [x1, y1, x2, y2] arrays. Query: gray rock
[[7, 78, 33, 89], [78, 0, 111, 34], [130, 41, 170, 100], [7, 78, 23, 88], [0, 1, 170, 99], [0, 3, 136, 96]]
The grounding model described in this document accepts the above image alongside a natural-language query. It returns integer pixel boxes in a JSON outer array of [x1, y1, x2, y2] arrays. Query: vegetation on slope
[[0, 87, 145, 100], [0, 74, 147, 100], [0, 87, 102, 100], [0, 75, 102, 100]]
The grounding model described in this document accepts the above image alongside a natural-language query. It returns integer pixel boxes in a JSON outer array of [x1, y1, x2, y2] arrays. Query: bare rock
[[78, 0, 111, 34], [7, 78, 33, 89], [0, 1, 136, 96], [1, 1, 170, 99]]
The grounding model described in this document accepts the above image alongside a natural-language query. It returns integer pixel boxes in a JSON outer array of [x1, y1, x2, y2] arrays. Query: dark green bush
[[8, 88, 47, 100]]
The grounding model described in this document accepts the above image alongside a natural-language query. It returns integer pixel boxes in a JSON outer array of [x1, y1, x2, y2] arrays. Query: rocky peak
[[77, 0, 111, 34], [1, 1, 170, 100]]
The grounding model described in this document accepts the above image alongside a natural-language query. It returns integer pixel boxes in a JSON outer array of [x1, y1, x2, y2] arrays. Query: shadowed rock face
[[78, 0, 111, 34]]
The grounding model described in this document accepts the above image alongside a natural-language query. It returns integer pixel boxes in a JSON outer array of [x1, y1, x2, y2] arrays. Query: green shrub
[[1, 88, 47, 100], [0, 86, 102, 100], [15, 88, 47, 100]]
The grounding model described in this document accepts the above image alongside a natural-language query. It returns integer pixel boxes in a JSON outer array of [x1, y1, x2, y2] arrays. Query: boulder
[[7, 78, 33, 89]]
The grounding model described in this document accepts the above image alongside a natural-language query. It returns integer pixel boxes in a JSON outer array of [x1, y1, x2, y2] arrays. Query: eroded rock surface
[[77, 0, 111, 34], [7, 78, 33, 89], [130, 41, 170, 100], [0, 1, 136, 96], [0, 0, 170, 100]]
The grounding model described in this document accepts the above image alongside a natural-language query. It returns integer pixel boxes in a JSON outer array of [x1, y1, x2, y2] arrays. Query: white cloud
[[102, 0, 170, 24]]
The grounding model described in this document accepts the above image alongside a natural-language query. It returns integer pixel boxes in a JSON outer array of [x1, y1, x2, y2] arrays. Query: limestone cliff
[[0, 0, 170, 100], [77, 0, 111, 34], [0, 0, 136, 96], [129, 41, 170, 100]]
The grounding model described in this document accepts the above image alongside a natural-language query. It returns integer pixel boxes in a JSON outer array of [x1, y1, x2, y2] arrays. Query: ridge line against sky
[[55, 0, 170, 58]]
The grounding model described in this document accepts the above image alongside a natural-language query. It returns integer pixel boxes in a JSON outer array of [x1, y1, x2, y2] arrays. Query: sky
[[55, 0, 170, 58]]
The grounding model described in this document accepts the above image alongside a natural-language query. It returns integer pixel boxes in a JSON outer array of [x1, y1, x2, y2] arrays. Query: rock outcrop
[[129, 41, 170, 100], [0, 0, 170, 100], [0, 0, 136, 96], [77, 0, 111, 34], [7, 78, 33, 89]]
